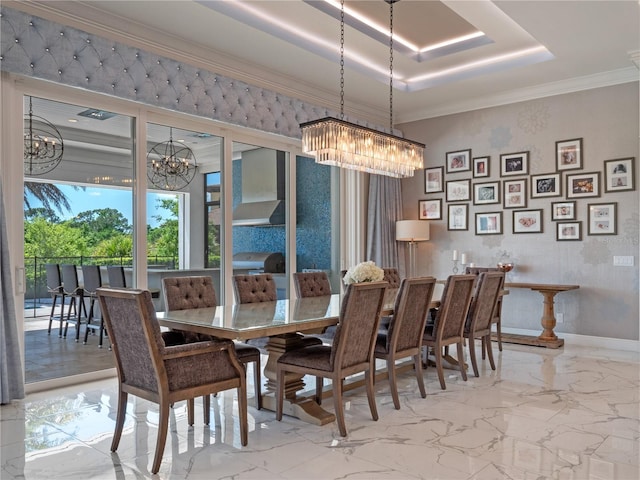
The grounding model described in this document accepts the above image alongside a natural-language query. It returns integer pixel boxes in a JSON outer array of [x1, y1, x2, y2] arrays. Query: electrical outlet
[[556, 313, 564, 323], [613, 256, 634, 267]]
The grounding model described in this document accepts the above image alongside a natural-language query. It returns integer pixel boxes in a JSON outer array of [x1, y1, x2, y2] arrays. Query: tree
[[148, 198, 179, 261], [93, 234, 133, 259], [66, 208, 131, 246], [24, 207, 61, 223], [24, 181, 83, 215]]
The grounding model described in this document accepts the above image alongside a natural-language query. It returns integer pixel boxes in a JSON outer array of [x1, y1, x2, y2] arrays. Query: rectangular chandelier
[[300, 117, 425, 178]]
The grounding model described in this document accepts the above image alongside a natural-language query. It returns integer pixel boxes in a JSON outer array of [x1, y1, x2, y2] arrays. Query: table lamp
[[396, 220, 430, 278]]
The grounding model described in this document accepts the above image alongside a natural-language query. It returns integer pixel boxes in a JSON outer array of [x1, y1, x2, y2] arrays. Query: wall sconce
[[396, 220, 430, 278]]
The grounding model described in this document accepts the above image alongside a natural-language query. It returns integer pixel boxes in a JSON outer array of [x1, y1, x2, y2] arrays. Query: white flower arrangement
[[343, 261, 384, 285]]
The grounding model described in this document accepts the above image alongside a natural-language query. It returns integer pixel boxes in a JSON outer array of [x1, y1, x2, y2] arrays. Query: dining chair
[[81, 265, 107, 347], [60, 264, 87, 341], [422, 274, 476, 390], [45, 263, 65, 337], [465, 266, 504, 353], [379, 267, 401, 330], [463, 271, 504, 377], [276, 281, 388, 437], [374, 276, 436, 409], [97, 287, 248, 474], [293, 271, 336, 344], [233, 273, 322, 349], [106, 265, 161, 298], [162, 275, 263, 410]]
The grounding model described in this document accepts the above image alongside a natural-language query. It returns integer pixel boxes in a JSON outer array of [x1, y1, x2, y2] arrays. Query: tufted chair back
[[465, 266, 499, 275], [382, 268, 401, 288], [233, 274, 277, 304], [293, 271, 332, 298], [163, 276, 216, 311]]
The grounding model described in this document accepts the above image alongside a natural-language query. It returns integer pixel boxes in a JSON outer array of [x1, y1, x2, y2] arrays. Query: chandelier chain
[[340, 0, 345, 119], [389, 0, 394, 131]]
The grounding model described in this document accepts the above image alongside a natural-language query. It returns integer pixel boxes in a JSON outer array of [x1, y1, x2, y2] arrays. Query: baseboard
[[501, 327, 639, 352], [25, 368, 117, 395]]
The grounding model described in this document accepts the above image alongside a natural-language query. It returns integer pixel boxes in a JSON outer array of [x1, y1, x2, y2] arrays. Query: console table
[[501, 282, 579, 348]]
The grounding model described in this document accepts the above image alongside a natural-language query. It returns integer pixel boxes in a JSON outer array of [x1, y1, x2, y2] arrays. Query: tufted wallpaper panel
[[0, 7, 397, 139]]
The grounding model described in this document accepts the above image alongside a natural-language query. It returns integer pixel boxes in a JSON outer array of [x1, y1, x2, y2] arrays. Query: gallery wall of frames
[[419, 139, 635, 241]]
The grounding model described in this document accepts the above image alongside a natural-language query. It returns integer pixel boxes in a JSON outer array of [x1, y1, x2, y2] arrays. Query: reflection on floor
[[2, 343, 638, 479]]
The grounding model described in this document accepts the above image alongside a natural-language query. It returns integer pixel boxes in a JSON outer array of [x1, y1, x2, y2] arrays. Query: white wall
[[398, 83, 639, 341]]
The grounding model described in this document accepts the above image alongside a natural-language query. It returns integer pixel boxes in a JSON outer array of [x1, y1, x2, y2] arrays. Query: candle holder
[[452, 259, 459, 274]]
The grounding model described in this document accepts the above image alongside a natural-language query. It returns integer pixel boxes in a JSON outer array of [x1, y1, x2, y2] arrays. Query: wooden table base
[[492, 332, 564, 349]]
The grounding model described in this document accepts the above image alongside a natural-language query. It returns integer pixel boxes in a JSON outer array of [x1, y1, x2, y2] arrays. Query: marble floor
[[1, 343, 638, 480]]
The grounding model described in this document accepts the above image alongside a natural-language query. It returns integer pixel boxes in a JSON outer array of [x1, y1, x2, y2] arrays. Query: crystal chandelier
[[24, 96, 64, 176], [300, 0, 424, 178], [147, 127, 198, 191]]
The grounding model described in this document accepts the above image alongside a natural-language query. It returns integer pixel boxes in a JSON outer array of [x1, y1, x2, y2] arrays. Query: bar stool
[[45, 263, 65, 337], [60, 264, 87, 341], [82, 265, 106, 347]]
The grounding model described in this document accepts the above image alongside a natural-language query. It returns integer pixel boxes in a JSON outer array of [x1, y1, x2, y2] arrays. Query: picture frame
[[551, 201, 576, 221], [419, 199, 442, 220], [475, 211, 502, 235], [500, 151, 529, 177], [424, 166, 444, 193], [556, 138, 583, 171], [604, 157, 635, 192], [446, 149, 472, 174], [473, 181, 500, 205], [446, 179, 471, 202], [513, 209, 543, 234], [557, 221, 582, 241], [531, 173, 561, 198], [473, 156, 490, 178], [588, 202, 617, 235], [503, 179, 527, 209], [567, 171, 600, 199], [447, 204, 469, 231]]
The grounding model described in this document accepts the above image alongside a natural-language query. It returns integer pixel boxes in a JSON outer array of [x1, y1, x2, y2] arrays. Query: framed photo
[[473, 156, 490, 178], [503, 179, 527, 209], [473, 181, 500, 205], [446, 179, 471, 202], [551, 201, 576, 221], [557, 221, 582, 241], [556, 138, 583, 171], [604, 157, 635, 192], [567, 171, 600, 198], [513, 209, 543, 234], [447, 204, 469, 231], [500, 151, 529, 177], [424, 166, 444, 193], [475, 212, 502, 235], [446, 149, 472, 174], [419, 199, 442, 220], [531, 173, 561, 198], [588, 202, 617, 235]]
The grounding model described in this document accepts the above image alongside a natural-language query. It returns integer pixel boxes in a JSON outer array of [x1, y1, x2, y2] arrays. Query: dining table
[[157, 288, 438, 426]]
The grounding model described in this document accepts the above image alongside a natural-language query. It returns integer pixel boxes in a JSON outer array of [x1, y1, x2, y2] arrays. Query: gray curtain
[[366, 175, 405, 277], [0, 176, 25, 403]]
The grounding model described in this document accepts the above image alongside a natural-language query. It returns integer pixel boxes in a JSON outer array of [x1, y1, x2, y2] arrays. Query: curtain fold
[[0, 176, 25, 403], [366, 175, 405, 277]]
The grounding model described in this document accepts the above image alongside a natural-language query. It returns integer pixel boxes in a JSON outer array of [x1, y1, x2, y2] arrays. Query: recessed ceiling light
[[68, 119, 78, 123]]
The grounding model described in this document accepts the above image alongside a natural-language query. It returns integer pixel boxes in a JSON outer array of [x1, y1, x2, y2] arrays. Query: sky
[[25, 184, 176, 227]]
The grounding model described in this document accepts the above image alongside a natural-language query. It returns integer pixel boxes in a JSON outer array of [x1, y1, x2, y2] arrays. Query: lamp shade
[[396, 220, 430, 242]]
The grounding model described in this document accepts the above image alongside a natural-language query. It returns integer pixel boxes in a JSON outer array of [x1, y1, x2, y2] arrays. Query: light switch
[[613, 256, 634, 267]]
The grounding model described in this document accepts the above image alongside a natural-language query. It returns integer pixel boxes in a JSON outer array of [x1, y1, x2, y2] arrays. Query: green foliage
[[148, 198, 179, 258], [65, 208, 131, 245], [93, 234, 133, 258], [24, 217, 89, 258]]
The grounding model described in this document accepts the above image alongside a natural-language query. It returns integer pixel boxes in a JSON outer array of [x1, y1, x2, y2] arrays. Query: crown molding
[[399, 67, 640, 123]]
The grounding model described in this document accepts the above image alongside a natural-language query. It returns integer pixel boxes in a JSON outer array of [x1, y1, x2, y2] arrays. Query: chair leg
[[333, 377, 347, 437], [387, 357, 401, 410], [457, 342, 468, 381], [469, 336, 479, 377], [253, 358, 262, 410], [83, 298, 95, 345], [413, 353, 426, 399], [238, 381, 248, 446], [315, 376, 323, 405], [434, 346, 446, 390], [485, 334, 496, 371], [63, 297, 76, 338], [47, 294, 58, 334], [481, 336, 486, 360], [75, 297, 87, 342], [496, 318, 503, 352], [152, 400, 170, 474], [187, 398, 195, 426], [276, 366, 285, 421], [111, 389, 128, 452], [365, 368, 378, 421], [203, 395, 210, 425]]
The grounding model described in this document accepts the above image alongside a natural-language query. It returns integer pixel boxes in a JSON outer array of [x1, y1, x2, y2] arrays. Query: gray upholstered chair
[[276, 281, 388, 437], [465, 266, 504, 353], [463, 271, 504, 377], [374, 277, 436, 409], [382, 268, 401, 288], [293, 271, 332, 297], [60, 264, 87, 341], [422, 274, 476, 390], [233, 274, 322, 349], [81, 265, 106, 347], [162, 276, 263, 410], [97, 287, 248, 474], [45, 263, 65, 336]]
